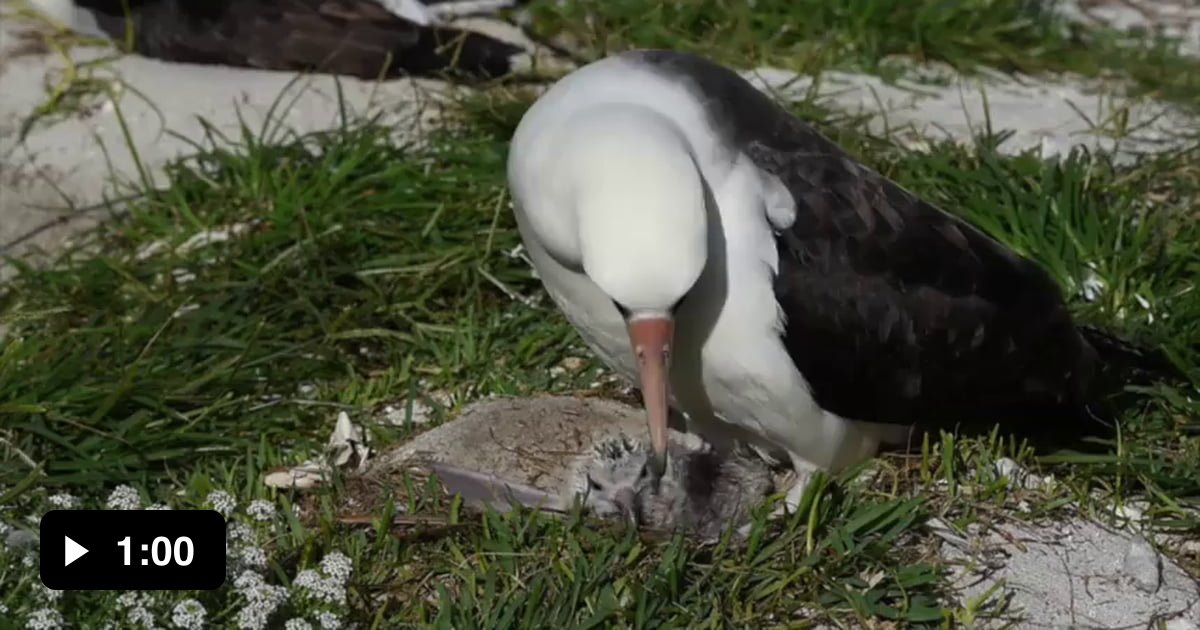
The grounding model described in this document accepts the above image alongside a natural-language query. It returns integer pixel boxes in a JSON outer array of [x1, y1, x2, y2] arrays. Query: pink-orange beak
[[627, 315, 673, 476]]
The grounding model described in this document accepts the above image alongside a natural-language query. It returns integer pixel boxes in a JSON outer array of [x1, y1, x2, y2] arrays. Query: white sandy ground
[[941, 518, 1200, 628], [747, 64, 1197, 162], [0, 3, 561, 279], [0, 13, 453, 278], [2, 3, 1199, 625], [1059, 0, 1200, 58]]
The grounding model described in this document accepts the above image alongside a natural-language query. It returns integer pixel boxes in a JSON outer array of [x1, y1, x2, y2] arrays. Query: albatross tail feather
[[1078, 324, 1184, 386]]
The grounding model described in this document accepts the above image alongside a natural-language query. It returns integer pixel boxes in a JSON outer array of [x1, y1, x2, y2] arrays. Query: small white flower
[[26, 608, 64, 630], [233, 571, 266, 596], [320, 551, 353, 584], [147, 503, 171, 510], [247, 500, 276, 522], [317, 612, 342, 630], [293, 569, 322, 590], [116, 592, 155, 610], [235, 607, 272, 630], [107, 485, 143, 510], [127, 605, 157, 628], [233, 570, 288, 630], [227, 521, 256, 544], [240, 546, 267, 569], [206, 490, 237, 517], [22, 555, 35, 567], [284, 620, 314, 630], [0, 520, 10, 536], [0, 603, 8, 614], [292, 568, 346, 606], [38, 584, 63, 602], [47, 492, 79, 509], [171, 599, 206, 630]]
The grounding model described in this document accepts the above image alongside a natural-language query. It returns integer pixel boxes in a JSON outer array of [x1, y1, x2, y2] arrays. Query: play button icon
[[41, 509, 226, 590], [63, 536, 88, 567]]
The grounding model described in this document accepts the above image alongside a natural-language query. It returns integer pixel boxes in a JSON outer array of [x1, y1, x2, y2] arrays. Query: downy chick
[[567, 434, 774, 541]]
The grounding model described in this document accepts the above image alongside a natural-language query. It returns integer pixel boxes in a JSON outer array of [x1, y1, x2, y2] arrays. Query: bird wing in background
[[86, 0, 524, 80], [427, 462, 567, 513]]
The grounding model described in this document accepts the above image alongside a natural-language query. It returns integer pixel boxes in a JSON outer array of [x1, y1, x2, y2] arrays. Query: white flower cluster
[[292, 570, 346, 607], [284, 620, 314, 630], [26, 608, 64, 630], [116, 591, 158, 628], [37, 584, 63, 603], [206, 490, 237, 517], [47, 492, 80, 509], [247, 499, 276, 522], [106, 485, 143, 510], [225, 518, 268, 575], [319, 552, 353, 584], [240, 545, 268, 569], [227, 521, 256, 544], [233, 570, 288, 630], [293, 550, 354, 607], [171, 599, 207, 630], [147, 503, 171, 511]]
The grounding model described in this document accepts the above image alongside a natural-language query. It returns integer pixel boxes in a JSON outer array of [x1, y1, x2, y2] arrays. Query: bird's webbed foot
[[766, 460, 818, 520]]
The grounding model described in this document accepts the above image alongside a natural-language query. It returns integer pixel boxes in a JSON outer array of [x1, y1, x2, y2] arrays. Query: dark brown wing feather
[[80, 0, 521, 80], [631, 49, 1104, 429], [765, 149, 1099, 425]]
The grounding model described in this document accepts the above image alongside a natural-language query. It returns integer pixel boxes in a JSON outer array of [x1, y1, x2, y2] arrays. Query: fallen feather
[[264, 411, 371, 490]]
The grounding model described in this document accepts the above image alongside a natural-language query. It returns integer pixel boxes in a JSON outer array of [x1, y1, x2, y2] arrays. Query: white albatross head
[[510, 102, 709, 474]]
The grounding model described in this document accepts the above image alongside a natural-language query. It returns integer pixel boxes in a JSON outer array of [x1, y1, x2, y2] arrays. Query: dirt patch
[[943, 517, 1200, 628]]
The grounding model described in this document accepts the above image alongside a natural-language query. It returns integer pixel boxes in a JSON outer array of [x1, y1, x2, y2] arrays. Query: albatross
[[28, 0, 525, 81], [506, 49, 1172, 510]]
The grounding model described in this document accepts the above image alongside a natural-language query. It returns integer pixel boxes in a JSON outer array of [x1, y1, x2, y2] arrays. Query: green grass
[[525, 0, 1200, 106], [2, 84, 1197, 626]]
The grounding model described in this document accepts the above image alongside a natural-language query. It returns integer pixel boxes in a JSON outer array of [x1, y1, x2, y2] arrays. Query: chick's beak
[[627, 315, 673, 478]]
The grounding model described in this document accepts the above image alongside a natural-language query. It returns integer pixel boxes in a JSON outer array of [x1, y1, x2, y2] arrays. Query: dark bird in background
[[29, 0, 526, 81]]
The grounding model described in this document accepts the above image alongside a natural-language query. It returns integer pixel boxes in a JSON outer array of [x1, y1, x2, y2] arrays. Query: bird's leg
[[732, 463, 817, 538], [768, 458, 820, 519]]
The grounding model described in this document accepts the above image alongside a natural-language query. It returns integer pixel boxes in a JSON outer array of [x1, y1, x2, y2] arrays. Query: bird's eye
[[587, 476, 603, 491]]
